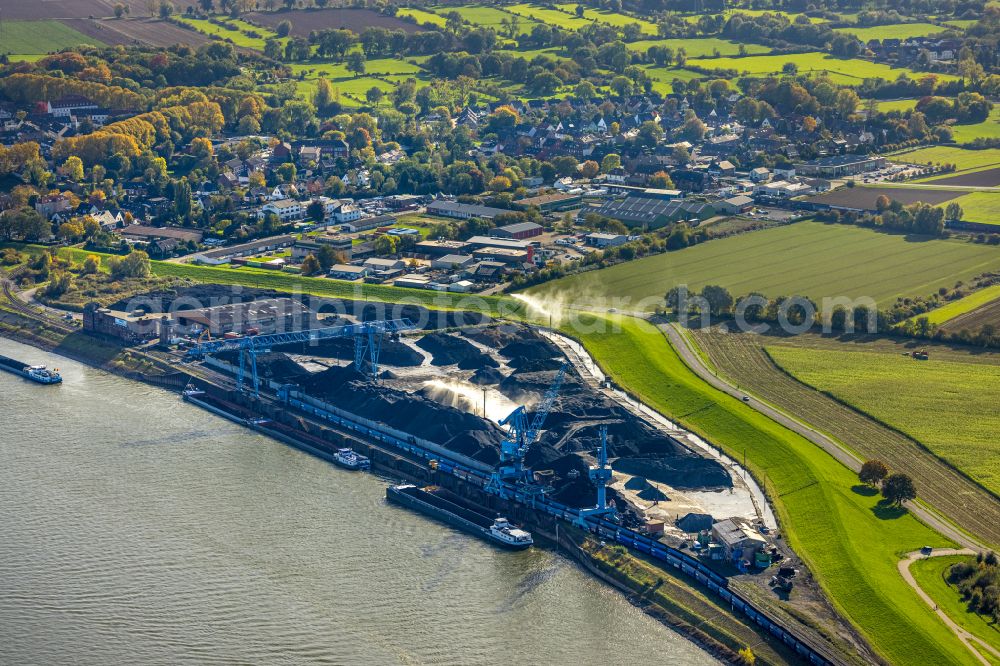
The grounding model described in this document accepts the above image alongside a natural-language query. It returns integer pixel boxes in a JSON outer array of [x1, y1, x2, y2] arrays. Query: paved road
[[661, 321, 986, 552], [898, 549, 1000, 665]]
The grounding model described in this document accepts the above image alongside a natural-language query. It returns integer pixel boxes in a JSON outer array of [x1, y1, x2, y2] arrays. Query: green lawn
[[176, 16, 285, 51], [766, 345, 1000, 497], [506, 3, 593, 29], [917, 284, 1000, 325], [877, 99, 919, 113], [433, 4, 541, 34], [526, 220, 1000, 308], [835, 22, 948, 40], [910, 555, 1000, 659], [897, 146, 1000, 172], [700, 52, 958, 84], [952, 107, 1000, 144], [626, 38, 770, 58], [641, 65, 710, 93], [0, 20, 104, 56], [943, 19, 979, 29], [397, 7, 447, 28], [948, 192, 1000, 227], [554, 4, 660, 34], [570, 315, 965, 666]]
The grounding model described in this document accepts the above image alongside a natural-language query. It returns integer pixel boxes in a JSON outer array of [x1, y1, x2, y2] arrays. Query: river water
[[0, 337, 717, 666]]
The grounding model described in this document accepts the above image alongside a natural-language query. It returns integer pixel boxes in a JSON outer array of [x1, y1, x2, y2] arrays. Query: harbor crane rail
[[185, 318, 416, 395]]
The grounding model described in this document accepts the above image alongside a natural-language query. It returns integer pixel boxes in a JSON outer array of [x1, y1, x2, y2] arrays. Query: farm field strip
[[526, 220, 1000, 308], [898, 146, 1000, 172], [430, 4, 541, 33], [397, 7, 447, 28], [940, 297, 1000, 332], [626, 37, 770, 58], [834, 22, 949, 40], [766, 345, 1000, 498], [698, 52, 958, 83], [553, 3, 660, 33], [876, 98, 919, 113], [912, 285, 1000, 325], [0, 19, 104, 55], [946, 192, 1000, 227], [689, 327, 1000, 548], [571, 315, 967, 666], [505, 3, 593, 30]]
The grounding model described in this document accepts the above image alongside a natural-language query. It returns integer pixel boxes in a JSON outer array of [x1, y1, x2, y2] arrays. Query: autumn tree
[[301, 253, 322, 276], [859, 459, 889, 487], [882, 473, 916, 506]]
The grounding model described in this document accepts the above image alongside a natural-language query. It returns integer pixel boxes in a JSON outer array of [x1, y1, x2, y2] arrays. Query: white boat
[[24, 365, 62, 384], [333, 448, 371, 470]]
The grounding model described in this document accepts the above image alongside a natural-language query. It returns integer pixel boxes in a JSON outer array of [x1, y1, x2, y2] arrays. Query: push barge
[[0, 354, 62, 384], [387, 484, 533, 550]]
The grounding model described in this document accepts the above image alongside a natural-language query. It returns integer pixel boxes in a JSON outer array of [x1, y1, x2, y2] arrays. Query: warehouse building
[[173, 298, 315, 336], [426, 200, 510, 221], [594, 195, 714, 229], [796, 155, 886, 178], [491, 221, 543, 240]]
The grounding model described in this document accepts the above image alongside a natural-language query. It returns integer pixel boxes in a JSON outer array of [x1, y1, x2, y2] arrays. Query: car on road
[[742, 395, 750, 402]]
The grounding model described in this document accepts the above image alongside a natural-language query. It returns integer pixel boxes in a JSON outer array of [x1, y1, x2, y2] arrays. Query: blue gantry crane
[[185, 318, 416, 395], [576, 425, 616, 526], [486, 362, 568, 498]]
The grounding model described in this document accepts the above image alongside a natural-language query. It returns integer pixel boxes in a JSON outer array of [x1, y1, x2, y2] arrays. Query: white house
[[260, 199, 304, 221]]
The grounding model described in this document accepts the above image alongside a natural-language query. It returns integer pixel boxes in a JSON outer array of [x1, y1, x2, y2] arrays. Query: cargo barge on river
[[0, 354, 62, 384], [387, 484, 533, 550]]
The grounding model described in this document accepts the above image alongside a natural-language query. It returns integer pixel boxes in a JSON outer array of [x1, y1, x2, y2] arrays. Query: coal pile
[[416, 332, 497, 368], [299, 365, 504, 464], [271, 336, 423, 367], [462, 324, 527, 350], [470, 366, 505, 385], [359, 303, 491, 330], [613, 456, 730, 489], [216, 351, 310, 383]]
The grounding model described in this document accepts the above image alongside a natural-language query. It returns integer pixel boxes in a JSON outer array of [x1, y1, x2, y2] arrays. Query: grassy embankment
[[565, 314, 969, 665], [910, 555, 1000, 663], [913, 284, 1000, 325], [766, 345, 1000, 497], [526, 220, 1000, 309]]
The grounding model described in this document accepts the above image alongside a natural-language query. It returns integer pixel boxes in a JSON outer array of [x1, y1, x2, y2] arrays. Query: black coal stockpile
[[470, 366, 506, 385], [415, 333, 497, 369], [499, 338, 562, 369], [358, 303, 491, 330], [270, 336, 423, 367], [216, 351, 310, 383], [299, 365, 504, 465], [462, 324, 527, 350], [111, 285, 285, 312]]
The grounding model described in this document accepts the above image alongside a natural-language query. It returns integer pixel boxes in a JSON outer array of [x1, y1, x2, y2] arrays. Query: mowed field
[[527, 220, 1000, 308], [951, 107, 1000, 144], [834, 22, 948, 40], [689, 326, 1000, 548], [900, 146, 1000, 172], [572, 315, 966, 666], [626, 37, 769, 58], [698, 52, 958, 84], [767, 344, 1000, 496], [947, 192, 1000, 227], [0, 20, 104, 55], [910, 555, 1000, 658]]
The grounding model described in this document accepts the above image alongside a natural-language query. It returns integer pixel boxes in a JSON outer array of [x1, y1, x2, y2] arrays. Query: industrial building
[[173, 298, 315, 337], [585, 232, 628, 248], [83, 304, 165, 344], [594, 195, 714, 229], [491, 221, 543, 240], [426, 200, 510, 221], [796, 155, 886, 178]]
